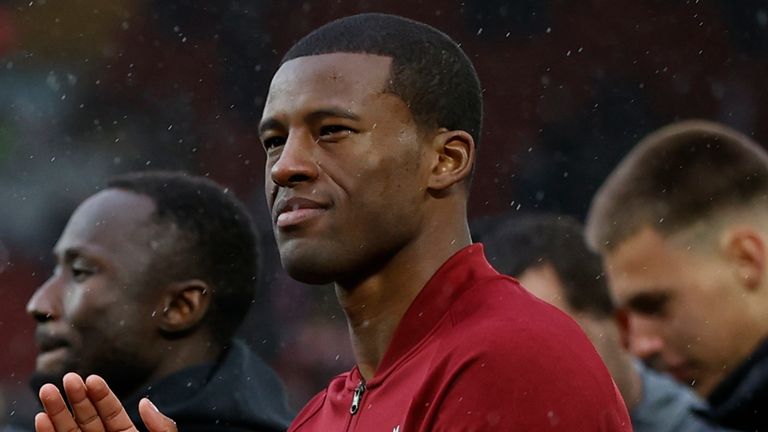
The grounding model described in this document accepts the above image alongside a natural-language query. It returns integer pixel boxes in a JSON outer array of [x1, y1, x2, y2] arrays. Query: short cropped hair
[[107, 171, 258, 345], [586, 120, 768, 252], [282, 13, 483, 146], [477, 213, 615, 318]]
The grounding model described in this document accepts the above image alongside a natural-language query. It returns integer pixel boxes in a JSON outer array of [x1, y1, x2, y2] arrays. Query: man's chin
[[281, 252, 338, 285]]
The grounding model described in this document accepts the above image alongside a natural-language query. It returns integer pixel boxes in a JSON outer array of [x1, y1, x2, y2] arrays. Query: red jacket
[[289, 245, 631, 431]]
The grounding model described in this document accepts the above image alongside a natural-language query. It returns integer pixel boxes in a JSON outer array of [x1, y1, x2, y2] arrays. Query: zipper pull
[[350, 380, 366, 415]]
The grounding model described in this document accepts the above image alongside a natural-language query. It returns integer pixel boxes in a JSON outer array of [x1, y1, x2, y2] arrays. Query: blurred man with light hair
[[586, 120, 768, 430], [478, 212, 730, 431]]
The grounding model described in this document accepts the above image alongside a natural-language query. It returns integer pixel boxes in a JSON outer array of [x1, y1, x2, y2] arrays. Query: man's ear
[[427, 129, 475, 192], [721, 226, 766, 291], [156, 280, 212, 334]]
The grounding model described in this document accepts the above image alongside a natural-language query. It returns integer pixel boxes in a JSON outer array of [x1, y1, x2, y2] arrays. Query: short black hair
[[107, 171, 258, 344], [282, 13, 483, 146], [476, 213, 615, 318]]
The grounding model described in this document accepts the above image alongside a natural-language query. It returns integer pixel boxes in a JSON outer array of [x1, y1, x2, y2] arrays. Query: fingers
[[62, 373, 103, 432], [84, 375, 137, 432], [138, 399, 177, 432], [38, 383, 80, 432], [36, 374, 160, 432], [34, 412, 55, 432]]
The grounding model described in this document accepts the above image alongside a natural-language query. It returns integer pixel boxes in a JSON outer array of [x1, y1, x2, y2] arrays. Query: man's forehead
[[57, 189, 157, 252], [268, 53, 393, 99]]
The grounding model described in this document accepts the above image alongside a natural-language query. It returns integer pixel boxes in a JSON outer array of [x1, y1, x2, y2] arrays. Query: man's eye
[[262, 136, 286, 149], [71, 266, 94, 282], [319, 125, 353, 140], [628, 294, 669, 317]]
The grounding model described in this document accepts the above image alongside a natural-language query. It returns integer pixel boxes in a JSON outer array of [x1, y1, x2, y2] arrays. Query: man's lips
[[35, 331, 72, 353], [273, 197, 328, 228]]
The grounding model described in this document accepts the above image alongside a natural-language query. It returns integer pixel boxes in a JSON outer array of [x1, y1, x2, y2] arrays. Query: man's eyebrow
[[60, 248, 82, 262], [49, 247, 74, 265], [258, 118, 284, 136], [306, 108, 361, 123], [259, 108, 362, 135]]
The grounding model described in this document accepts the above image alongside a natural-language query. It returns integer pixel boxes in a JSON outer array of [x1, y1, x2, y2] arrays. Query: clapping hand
[[35, 372, 177, 432]]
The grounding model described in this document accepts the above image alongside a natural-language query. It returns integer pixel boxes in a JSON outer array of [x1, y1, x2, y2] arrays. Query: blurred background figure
[[475, 213, 726, 431], [17, 171, 292, 432], [1, 0, 768, 424], [586, 120, 768, 431]]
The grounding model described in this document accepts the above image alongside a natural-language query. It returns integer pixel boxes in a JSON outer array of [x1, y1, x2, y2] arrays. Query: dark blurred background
[[1, 0, 767, 421]]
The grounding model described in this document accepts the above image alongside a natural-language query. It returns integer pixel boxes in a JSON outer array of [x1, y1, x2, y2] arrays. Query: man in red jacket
[[33, 13, 631, 432]]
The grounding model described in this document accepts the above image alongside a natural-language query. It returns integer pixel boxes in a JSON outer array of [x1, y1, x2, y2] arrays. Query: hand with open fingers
[[34, 372, 177, 432]]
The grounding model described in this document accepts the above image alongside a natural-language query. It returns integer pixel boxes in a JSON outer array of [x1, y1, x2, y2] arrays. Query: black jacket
[[707, 338, 768, 431], [124, 340, 294, 432]]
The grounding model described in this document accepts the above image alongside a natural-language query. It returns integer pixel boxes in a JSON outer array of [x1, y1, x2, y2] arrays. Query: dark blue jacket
[[707, 338, 768, 431], [125, 339, 294, 432]]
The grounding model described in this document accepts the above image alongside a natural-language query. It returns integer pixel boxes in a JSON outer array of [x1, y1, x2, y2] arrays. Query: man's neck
[[336, 219, 472, 381], [130, 336, 223, 398]]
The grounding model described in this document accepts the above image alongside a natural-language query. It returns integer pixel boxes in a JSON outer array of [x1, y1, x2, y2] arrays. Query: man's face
[[259, 53, 430, 284], [26, 189, 163, 395], [604, 226, 746, 396]]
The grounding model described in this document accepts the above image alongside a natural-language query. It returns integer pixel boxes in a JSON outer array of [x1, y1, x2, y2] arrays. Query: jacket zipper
[[350, 380, 366, 415]]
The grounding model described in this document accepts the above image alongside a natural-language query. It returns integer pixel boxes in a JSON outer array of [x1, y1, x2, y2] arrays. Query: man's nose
[[26, 276, 62, 323], [626, 314, 665, 360], [270, 131, 320, 188]]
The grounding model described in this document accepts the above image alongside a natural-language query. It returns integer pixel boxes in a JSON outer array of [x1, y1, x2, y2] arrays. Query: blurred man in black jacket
[[24, 171, 293, 432]]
